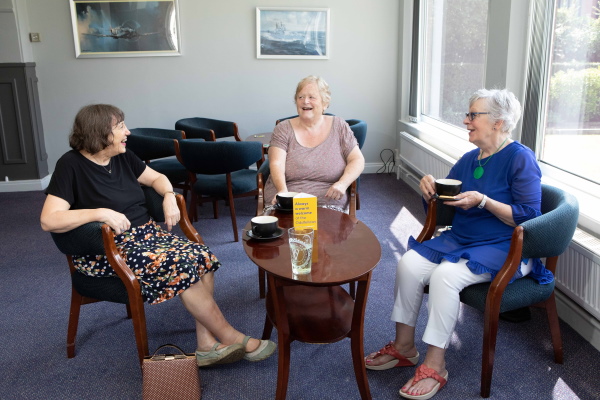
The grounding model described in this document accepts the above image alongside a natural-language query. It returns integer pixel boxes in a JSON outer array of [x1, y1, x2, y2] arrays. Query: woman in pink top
[[264, 76, 365, 211]]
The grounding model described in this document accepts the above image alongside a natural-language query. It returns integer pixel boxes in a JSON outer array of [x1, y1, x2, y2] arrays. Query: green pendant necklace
[[473, 136, 509, 179]]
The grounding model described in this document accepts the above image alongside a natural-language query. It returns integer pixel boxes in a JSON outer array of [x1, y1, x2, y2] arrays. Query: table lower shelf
[[266, 285, 354, 343]]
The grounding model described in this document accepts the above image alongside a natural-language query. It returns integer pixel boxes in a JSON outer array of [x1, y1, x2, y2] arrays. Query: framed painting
[[256, 7, 330, 60], [70, 0, 181, 58]]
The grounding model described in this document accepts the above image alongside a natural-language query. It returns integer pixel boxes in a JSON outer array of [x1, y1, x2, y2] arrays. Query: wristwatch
[[478, 194, 487, 209]]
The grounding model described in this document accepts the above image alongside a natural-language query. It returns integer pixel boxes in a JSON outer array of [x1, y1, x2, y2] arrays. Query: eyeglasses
[[465, 112, 490, 121], [113, 121, 127, 130]]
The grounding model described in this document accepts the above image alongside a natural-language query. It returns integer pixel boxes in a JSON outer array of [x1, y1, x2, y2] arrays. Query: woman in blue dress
[[364, 89, 552, 399]]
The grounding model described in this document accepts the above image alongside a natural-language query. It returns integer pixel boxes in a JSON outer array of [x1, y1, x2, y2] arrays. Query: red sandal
[[365, 341, 420, 370], [399, 364, 448, 399]]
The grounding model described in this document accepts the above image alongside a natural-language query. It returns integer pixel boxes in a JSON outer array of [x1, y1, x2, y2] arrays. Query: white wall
[[21, 0, 400, 173]]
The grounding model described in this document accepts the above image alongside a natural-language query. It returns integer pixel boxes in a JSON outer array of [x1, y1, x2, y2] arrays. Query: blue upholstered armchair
[[417, 184, 579, 397], [175, 139, 264, 242], [128, 128, 190, 197], [175, 117, 241, 142]]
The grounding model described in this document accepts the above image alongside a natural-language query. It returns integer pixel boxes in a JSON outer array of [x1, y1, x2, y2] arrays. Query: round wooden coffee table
[[243, 208, 381, 399]]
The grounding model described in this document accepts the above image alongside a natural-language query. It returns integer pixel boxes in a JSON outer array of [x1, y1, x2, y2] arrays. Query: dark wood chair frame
[[58, 191, 203, 366], [416, 193, 574, 397]]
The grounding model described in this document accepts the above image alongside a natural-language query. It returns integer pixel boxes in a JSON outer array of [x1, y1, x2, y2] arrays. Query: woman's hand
[[101, 209, 131, 235], [449, 191, 483, 210], [419, 175, 437, 200], [325, 181, 348, 201], [162, 193, 180, 231]]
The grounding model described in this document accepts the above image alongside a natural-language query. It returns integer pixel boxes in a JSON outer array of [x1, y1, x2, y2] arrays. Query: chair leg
[[226, 174, 239, 242], [212, 200, 218, 219], [67, 289, 83, 359], [356, 191, 361, 210], [481, 308, 501, 398], [128, 297, 149, 367], [544, 293, 563, 363], [229, 198, 238, 242], [126, 303, 132, 319]]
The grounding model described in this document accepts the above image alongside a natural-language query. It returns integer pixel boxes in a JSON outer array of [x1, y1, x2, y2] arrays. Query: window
[[523, 0, 600, 232], [421, 0, 489, 130], [401, 0, 600, 233], [541, 0, 600, 185]]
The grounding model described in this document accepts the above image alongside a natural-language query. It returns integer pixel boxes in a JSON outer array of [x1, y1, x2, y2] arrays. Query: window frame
[[398, 0, 599, 235]]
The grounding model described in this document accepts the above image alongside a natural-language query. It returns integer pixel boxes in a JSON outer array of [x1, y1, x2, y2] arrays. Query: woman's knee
[[396, 250, 434, 284]]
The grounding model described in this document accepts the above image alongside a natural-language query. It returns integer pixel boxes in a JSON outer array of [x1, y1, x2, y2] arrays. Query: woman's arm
[[268, 146, 289, 204], [40, 194, 131, 234], [452, 191, 516, 226], [137, 166, 180, 231], [448, 149, 541, 228], [325, 146, 365, 201]]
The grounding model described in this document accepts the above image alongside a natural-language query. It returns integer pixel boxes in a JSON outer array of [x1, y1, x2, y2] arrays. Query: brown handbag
[[142, 344, 201, 400]]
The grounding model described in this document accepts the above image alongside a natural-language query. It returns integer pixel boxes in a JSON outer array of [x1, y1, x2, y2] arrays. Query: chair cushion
[[193, 170, 257, 196], [72, 272, 129, 304], [460, 277, 556, 313], [148, 159, 188, 184]]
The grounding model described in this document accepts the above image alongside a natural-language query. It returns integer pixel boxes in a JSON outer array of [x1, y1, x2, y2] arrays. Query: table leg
[[268, 273, 292, 400], [262, 313, 273, 340], [350, 272, 372, 400]]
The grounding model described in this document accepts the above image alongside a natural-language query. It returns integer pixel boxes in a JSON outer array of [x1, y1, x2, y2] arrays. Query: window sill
[[398, 118, 600, 237], [539, 164, 600, 236], [398, 119, 475, 161]]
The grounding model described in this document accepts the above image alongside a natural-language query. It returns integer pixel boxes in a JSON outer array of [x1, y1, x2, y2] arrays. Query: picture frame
[[256, 7, 330, 60], [69, 0, 181, 58]]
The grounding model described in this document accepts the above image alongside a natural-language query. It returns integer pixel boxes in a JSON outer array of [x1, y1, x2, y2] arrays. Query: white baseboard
[[0, 175, 51, 192], [363, 162, 388, 174], [556, 289, 600, 351]]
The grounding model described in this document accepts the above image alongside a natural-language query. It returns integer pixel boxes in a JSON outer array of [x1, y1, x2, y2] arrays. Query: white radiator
[[397, 131, 600, 322], [555, 231, 600, 320], [397, 132, 456, 189]]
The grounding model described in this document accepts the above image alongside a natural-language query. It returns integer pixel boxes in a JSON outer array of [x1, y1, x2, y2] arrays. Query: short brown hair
[[68, 104, 124, 154]]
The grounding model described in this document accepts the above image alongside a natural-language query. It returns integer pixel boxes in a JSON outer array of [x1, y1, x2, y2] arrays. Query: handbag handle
[[147, 344, 190, 361]]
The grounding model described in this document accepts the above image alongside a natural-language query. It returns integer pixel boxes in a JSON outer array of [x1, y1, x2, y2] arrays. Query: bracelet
[[477, 194, 487, 209], [164, 191, 176, 197]]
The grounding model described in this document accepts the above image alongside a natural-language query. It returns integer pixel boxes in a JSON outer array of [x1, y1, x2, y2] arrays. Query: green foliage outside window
[[548, 2, 600, 126]]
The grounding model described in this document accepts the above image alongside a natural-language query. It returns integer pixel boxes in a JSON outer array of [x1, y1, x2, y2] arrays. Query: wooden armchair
[[417, 184, 579, 397], [50, 187, 202, 366]]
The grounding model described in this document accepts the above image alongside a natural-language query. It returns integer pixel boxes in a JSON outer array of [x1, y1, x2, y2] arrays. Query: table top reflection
[[243, 207, 381, 285]]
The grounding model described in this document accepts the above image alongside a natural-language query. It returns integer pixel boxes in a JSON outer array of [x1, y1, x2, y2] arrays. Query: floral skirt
[[72, 220, 221, 305]]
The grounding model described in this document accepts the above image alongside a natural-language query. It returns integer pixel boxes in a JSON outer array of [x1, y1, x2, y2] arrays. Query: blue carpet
[[0, 173, 598, 399]]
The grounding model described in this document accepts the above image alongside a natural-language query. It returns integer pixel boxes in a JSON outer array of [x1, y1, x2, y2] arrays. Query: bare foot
[[244, 337, 261, 353], [365, 341, 418, 367], [400, 364, 448, 397]]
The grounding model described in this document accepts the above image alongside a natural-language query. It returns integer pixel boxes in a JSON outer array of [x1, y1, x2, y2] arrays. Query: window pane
[[422, 0, 488, 128], [543, 1, 600, 184]]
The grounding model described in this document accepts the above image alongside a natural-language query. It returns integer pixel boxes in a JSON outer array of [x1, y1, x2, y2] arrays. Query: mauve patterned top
[[264, 116, 358, 209]]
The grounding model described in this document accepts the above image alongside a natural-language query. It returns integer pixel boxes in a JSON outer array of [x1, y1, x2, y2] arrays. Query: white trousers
[[390, 250, 532, 349]]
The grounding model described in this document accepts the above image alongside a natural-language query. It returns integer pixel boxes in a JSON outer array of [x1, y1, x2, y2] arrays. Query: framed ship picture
[[70, 0, 181, 58], [256, 7, 330, 60]]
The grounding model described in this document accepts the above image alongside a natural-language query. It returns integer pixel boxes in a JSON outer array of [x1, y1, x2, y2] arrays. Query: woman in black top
[[41, 104, 275, 366]]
